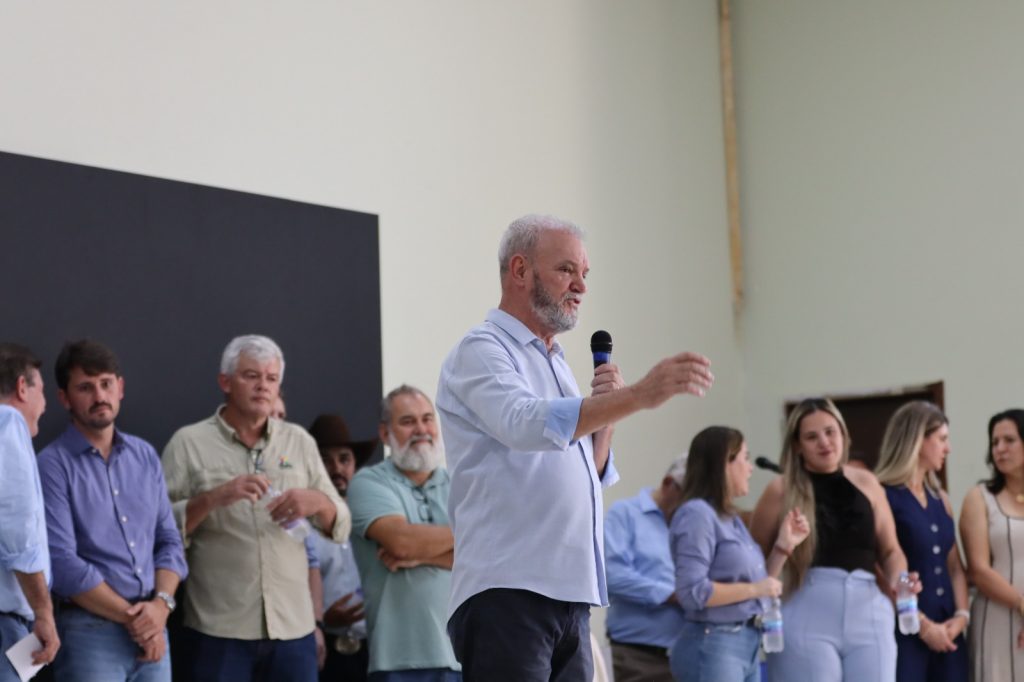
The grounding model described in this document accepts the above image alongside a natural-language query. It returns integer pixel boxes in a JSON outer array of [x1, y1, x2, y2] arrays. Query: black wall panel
[[0, 151, 382, 451]]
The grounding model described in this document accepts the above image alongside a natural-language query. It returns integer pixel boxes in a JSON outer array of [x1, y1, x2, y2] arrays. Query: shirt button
[[113, 489, 119, 496], [931, 524, 939, 532], [135, 568, 142, 575], [932, 545, 941, 554], [936, 587, 945, 596], [121, 516, 128, 523], [129, 541, 136, 548], [934, 566, 943, 575]]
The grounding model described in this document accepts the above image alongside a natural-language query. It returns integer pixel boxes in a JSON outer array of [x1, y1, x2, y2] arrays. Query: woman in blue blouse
[[668, 426, 809, 682]]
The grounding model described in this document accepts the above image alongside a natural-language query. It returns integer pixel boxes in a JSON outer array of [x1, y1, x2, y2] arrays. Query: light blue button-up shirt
[[605, 489, 686, 648], [0, 405, 51, 620], [437, 308, 618, 617]]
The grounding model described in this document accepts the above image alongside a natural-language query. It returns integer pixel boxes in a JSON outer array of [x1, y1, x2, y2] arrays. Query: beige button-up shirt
[[162, 407, 350, 640]]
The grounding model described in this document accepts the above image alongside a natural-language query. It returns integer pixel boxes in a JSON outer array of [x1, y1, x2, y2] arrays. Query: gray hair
[[220, 335, 286, 381], [380, 384, 432, 424], [665, 452, 688, 486], [498, 214, 585, 277]]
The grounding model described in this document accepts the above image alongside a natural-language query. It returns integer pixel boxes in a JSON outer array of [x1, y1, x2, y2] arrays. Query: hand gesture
[[266, 488, 328, 526], [324, 591, 366, 628], [214, 474, 270, 507], [136, 630, 166, 663], [30, 613, 60, 665], [775, 508, 810, 554], [125, 599, 170, 644], [920, 621, 957, 653], [633, 352, 713, 409], [753, 576, 782, 600]]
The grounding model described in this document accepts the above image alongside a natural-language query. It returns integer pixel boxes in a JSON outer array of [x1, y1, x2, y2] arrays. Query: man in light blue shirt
[[437, 214, 714, 681], [0, 343, 59, 681], [604, 455, 688, 682]]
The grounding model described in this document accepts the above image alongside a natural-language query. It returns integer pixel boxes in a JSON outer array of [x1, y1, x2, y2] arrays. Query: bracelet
[[954, 609, 971, 626], [315, 620, 326, 631], [1018, 596, 1024, 619], [773, 543, 792, 558]]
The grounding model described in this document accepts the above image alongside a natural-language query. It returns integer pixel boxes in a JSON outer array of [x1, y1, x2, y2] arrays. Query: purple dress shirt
[[670, 498, 767, 624], [38, 425, 187, 601]]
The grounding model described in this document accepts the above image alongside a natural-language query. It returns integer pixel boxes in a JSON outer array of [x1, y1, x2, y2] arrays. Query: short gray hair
[[220, 335, 286, 381], [665, 453, 688, 486], [380, 384, 432, 424], [498, 214, 585, 276]]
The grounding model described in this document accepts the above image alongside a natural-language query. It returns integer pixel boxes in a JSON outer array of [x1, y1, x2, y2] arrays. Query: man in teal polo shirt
[[346, 385, 459, 682]]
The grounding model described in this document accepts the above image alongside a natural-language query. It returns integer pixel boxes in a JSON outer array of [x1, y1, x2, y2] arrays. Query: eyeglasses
[[411, 488, 434, 523]]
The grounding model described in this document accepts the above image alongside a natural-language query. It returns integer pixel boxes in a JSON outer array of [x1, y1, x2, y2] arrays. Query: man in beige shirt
[[162, 335, 350, 682]]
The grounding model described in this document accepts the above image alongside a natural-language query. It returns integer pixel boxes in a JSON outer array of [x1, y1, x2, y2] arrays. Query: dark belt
[[0, 611, 31, 627], [609, 640, 669, 658]]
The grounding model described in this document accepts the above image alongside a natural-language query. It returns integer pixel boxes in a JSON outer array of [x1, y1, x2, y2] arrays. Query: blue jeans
[[669, 619, 760, 682], [367, 670, 462, 682], [0, 613, 32, 682], [54, 607, 170, 682], [180, 627, 317, 682], [766, 568, 896, 682]]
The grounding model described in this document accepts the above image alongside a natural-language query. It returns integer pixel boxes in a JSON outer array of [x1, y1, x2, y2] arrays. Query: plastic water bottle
[[260, 486, 311, 541], [896, 572, 920, 635], [762, 597, 784, 653]]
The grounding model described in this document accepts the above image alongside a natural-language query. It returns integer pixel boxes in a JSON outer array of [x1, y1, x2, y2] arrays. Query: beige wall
[[732, 1, 1024, 511]]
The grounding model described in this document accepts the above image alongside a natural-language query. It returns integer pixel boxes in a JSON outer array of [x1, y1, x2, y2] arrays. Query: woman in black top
[[750, 398, 918, 682]]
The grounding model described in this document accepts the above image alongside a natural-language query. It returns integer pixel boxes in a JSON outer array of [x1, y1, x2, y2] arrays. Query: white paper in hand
[[4, 632, 45, 682]]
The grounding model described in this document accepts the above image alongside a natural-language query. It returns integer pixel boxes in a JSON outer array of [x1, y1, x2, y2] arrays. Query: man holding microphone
[[437, 214, 713, 681]]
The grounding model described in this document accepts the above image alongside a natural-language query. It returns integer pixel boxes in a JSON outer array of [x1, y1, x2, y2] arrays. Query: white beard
[[388, 431, 445, 473]]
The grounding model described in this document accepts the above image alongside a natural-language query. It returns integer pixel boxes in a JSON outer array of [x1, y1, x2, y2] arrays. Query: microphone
[[591, 330, 612, 368], [755, 456, 782, 474]]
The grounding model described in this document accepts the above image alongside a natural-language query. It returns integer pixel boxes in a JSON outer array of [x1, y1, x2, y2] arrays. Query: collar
[[637, 487, 661, 515], [212, 405, 273, 447], [59, 422, 124, 456], [486, 308, 564, 357]]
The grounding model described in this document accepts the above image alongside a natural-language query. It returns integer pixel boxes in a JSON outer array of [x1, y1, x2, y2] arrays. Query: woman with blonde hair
[[750, 398, 916, 682], [960, 408, 1024, 681], [875, 401, 968, 681], [669, 426, 808, 682]]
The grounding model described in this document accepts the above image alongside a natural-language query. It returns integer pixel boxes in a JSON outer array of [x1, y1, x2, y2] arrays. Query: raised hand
[[632, 352, 713, 409]]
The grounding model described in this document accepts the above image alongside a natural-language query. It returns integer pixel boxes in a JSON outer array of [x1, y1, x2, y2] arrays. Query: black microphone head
[[754, 456, 783, 474], [590, 330, 612, 354]]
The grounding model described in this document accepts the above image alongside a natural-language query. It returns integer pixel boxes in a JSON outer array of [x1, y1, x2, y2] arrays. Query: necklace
[[1007, 485, 1024, 504]]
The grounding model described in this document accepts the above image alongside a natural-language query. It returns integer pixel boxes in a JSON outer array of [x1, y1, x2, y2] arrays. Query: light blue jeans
[[669, 619, 760, 682], [54, 607, 171, 682], [766, 568, 896, 682]]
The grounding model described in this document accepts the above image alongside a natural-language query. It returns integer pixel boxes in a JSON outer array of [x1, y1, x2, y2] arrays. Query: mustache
[[89, 402, 113, 413]]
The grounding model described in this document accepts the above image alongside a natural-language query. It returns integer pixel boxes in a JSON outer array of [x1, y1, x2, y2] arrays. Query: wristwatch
[[155, 591, 176, 613]]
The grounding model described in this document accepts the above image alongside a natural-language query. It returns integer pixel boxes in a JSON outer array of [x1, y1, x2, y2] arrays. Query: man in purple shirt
[[38, 340, 188, 682]]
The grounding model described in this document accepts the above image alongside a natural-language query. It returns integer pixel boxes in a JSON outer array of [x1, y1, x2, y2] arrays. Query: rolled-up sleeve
[[161, 431, 194, 548], [0, 419, 47, 575], [38, 451, 104, 597], [671, 502, 717, 612], [444, 334, 583, 452], [303, 436, 351, 544], [149, 447, 189, 580]]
